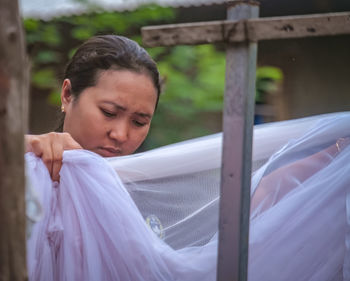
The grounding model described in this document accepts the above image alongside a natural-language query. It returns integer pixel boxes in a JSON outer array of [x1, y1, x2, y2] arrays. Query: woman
[[26, 34, 219, 281], [26, 34, 350, 280], [25, 34, 161, 181]]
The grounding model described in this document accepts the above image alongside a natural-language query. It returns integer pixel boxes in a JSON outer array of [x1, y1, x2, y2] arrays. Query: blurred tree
[[0, 0, 28, 279]]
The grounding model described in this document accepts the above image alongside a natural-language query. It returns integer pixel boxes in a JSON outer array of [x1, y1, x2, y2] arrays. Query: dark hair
[[56, 35, 161, 131]]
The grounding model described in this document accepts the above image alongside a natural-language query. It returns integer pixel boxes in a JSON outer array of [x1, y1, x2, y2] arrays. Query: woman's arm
[[25, 132, 82, 181], [251, 137, 350, 214]]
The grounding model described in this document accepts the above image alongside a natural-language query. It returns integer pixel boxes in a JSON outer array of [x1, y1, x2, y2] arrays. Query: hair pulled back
[[64, 35, 160, 102]]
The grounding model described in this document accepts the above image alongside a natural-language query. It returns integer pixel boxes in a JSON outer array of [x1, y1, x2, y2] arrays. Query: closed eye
[[101, 108, 116, 118], [133, 120, 146, 127]]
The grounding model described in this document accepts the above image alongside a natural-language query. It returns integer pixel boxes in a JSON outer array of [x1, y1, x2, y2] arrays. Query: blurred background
[[19, 0, 350, 150]]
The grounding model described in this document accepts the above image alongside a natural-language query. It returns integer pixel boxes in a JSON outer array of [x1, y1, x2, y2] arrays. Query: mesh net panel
[[108, 113, 330, 249]]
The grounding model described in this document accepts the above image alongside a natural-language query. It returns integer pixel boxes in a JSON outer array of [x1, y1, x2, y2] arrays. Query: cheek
[[130, 127, 150, 147], [88, 108, 107, 128], [78, 111, 106, 143]]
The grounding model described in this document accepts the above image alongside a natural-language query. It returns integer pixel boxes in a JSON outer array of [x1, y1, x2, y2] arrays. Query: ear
[[61, 79, 73, 107]]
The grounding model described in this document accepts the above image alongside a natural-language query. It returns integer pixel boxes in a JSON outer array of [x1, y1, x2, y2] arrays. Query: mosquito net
[[107, 113, 329, 249], [25, 111, 350, 281]]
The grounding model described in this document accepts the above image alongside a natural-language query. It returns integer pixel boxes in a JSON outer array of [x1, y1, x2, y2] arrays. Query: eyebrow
[[102, 101, 152, 119]]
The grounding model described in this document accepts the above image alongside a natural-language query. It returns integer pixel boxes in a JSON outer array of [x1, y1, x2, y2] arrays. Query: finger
[[51, 142, 63, 182], [30, 136, 53, 177], [41, 151, 54, 179], [51, 161, 61, 182], [30, 137, 43, 157]]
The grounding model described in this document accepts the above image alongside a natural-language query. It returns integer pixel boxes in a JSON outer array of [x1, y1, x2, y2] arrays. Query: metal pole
[[217, 1, 259, 281]]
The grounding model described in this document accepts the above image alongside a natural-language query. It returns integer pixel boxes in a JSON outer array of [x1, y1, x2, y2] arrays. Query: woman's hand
[[25, 132, 82, 182]]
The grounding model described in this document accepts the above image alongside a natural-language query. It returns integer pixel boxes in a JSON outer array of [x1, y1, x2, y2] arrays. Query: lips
[[98, 147, 122, 157]]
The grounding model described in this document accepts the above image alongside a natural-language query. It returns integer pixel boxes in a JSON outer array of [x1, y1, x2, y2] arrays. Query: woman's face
[[61, 69, 158, 157]]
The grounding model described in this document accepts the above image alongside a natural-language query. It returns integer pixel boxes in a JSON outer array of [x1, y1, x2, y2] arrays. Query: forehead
[[84, 69, 158, 111], [97, 69, 155, 89]]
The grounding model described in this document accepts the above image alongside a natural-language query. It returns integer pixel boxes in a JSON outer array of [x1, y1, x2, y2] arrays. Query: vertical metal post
[[217, 1, 259, 281]]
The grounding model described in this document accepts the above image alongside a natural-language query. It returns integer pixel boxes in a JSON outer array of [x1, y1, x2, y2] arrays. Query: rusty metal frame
[[141, 4, 350, 281], [142, 11, 350, 47]]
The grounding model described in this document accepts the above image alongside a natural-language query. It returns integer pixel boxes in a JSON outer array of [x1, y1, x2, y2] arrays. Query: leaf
[[47, 90, 62, 106], [31, 68, 58, 89], [41, 25, 61, 46], [23, 19, 39, 32], [257, 66, 283, 81], [71, 27, 95, 40], [34, 50, 60, 64]]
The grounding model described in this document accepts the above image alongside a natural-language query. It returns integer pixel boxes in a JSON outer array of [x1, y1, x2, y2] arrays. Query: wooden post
[[217, 1, 258, 281], [0, 0, 29, 280]]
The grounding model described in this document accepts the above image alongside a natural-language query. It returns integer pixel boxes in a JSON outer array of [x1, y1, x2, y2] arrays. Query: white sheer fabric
[[26, 112, 350, 281]]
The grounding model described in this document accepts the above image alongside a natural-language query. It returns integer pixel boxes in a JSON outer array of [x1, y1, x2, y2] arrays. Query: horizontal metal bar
[[250, 11, 350, 41], [142, 11, 350, 47]]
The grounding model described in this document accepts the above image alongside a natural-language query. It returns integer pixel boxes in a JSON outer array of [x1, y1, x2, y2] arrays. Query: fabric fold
[[26, 112, 350, 281]]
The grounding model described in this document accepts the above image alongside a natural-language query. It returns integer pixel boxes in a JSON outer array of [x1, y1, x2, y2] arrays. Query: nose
[[108, 121, 129, 143]]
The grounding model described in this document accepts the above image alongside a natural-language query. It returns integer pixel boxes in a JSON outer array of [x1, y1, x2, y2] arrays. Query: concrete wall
[[258, 35, 350, 120]]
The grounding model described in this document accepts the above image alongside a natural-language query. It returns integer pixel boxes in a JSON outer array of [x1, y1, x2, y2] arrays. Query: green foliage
[[156, 44, 225, 114], [256, 66, 283, 103], [23, 19, 39, 31], [257, 66, 283, 80], [31, 68, 58, 89], [47, 90, 62, 105], [34, 50, 60, 64]]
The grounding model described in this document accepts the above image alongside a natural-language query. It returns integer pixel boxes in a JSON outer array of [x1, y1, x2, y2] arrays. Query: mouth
[[98, 147, 122, 157]]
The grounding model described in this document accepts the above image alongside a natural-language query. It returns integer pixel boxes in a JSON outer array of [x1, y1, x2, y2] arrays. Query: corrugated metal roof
[[19, 0, 228, 20]]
